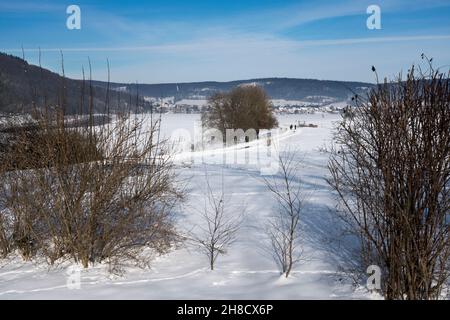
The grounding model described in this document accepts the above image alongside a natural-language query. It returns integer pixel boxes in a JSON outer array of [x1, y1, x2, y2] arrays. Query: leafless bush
[[263, 151, 304, 278], [0, 112, 182, 269], [0, 59, 183, 270], [189, 171, 242, 270], [202, 86, 278, 140], [328, 64, 450, 299]]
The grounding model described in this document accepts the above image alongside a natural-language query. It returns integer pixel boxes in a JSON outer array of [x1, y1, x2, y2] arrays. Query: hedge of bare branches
[[328, 65, 450, 299]]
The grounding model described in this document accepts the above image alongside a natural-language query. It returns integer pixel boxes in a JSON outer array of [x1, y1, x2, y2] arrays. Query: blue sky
[[1, 0, 450, 83]]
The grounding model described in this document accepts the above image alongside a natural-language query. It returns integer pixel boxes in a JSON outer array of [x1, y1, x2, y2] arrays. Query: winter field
[[0, 112, 380, 300]]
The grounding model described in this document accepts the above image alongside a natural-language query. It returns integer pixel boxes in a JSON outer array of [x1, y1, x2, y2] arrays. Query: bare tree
[[263, 151, 304, 278], [189, 171, 242, 270], [328, 62, 450, 299], [202, 86, 278, 140]]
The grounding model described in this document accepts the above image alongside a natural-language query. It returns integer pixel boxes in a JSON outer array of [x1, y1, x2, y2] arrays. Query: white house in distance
[[173, 99, 210, 113]]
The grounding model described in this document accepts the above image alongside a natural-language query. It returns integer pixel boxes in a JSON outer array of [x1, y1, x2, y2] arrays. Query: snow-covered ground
[[0, 113, 380, 300]]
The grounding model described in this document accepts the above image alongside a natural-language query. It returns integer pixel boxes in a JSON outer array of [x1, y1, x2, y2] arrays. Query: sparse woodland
[[263, 151, 304, 278]]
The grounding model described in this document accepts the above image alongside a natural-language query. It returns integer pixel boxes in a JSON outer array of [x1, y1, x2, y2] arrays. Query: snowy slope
[[0, 113, 380, 300]]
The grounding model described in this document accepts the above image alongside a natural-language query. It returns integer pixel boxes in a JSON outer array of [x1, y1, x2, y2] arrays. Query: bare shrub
[[263, 151, 304, 278], [328, 64, 450, 299], [189, 171, 242, 270], [0, 112, 182, 269]]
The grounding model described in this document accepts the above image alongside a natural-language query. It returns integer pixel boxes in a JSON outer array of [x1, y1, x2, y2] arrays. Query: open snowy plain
[[0, 113, 381, 299]]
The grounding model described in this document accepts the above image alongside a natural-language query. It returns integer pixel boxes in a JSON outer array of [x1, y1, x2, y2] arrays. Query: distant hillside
[[93, 78, 374, 105], [0, 53, 147, 114], [0, 52, 374, 113]]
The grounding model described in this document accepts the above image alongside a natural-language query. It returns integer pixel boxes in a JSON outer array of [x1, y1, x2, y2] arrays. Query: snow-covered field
[[0, 113, 380, 300]]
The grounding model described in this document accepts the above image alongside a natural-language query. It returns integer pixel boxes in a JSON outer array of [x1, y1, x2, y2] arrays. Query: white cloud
[[4, 34, 450, 54]]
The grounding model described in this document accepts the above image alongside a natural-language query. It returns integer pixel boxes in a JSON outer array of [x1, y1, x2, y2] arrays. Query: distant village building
[[173, 99, 209, 113]]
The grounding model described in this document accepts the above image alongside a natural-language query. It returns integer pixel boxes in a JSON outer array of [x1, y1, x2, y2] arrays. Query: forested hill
[[0, 53, 146, 114], [94, 78, 373, 104], [0, 52, 373, 113]]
